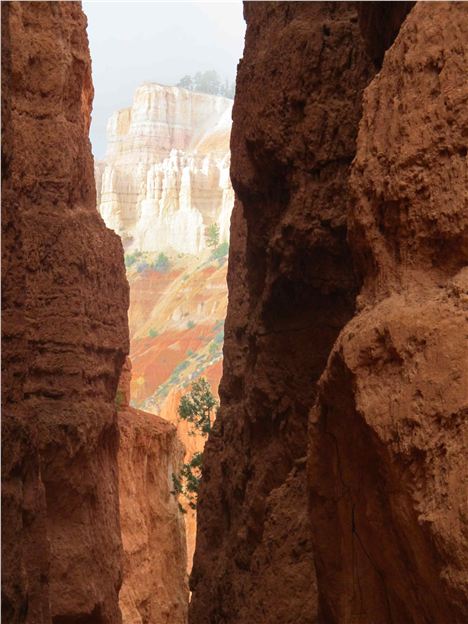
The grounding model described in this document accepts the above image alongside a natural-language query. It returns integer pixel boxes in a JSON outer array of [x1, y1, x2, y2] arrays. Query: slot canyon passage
[[1, 1, 468, 624]]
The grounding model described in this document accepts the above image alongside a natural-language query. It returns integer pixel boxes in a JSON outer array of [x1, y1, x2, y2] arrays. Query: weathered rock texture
[[96, 84, 233, 254], [117, 359, 189, 624], [1, 2, 129, 622], [190, 3, 374, 622], [309, 2, 468, 622]]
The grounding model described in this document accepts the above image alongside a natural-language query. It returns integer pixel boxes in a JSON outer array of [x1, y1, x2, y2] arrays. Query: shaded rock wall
[[117, 359, 189, 624], [309, 2, 468, 622], [1, 2, 129, 622], [189, 2, 374, 622]]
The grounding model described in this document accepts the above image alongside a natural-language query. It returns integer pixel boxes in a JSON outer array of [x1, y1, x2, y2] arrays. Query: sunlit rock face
[[117, 358, 188, 624], [96, 83, 233, 580], [96, 84, 233, 254]]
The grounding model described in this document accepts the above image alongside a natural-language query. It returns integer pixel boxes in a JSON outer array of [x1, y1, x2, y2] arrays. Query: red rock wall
[[309, 2, 468, 622], [1, 2, 129, 622], [117, 360, 189, 624], [189, 3, 374, 622]]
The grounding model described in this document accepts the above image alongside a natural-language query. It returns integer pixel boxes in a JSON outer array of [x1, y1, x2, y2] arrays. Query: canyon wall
[[2, 2, 129, 623], [309, 2, 468, 622], [96, 84, 233, 254], [117, 359, 189, 624], [191, 2, 467, 624], [190, 3, 374, 622]]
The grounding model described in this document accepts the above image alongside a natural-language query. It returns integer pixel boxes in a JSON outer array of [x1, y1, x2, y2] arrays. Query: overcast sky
[[83, 1, 246, 158]]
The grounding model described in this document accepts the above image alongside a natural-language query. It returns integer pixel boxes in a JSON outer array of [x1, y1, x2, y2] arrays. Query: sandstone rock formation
[[127, 253, 226, 413], [97, 84, 233, 581], [189, 3, 374, 622], [96, 84, 233, 254], [309, 2, 468, 621], [191, 2, 468, 624], [2, 2, 129, 622], [117, 359, 189, 624]]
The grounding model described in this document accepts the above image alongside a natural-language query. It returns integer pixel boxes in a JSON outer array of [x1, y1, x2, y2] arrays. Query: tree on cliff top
[[172, 378, 218, 512], [178, 377, 217, 436], [176, 70, 234, 98]]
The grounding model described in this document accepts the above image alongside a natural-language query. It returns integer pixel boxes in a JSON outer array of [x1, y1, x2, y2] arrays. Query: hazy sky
[[83, 1, 246, 158]]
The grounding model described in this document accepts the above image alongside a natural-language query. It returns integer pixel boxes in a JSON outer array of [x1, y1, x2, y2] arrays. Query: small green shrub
[[148, 328, 159, 338], [205, 223, 220, 249], [171, 452, 204, 512], [153, 252, 170, 273], [211, 241, 229, 260]]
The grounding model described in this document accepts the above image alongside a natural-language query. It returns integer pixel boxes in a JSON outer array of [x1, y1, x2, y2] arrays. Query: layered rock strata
[[97, 84, 234, 581], [2, 2, 129, 622], [117, 359, 189, 624], [96, 84, 233, 254], [190, 3, 374, 622], [309, 2, 468, 621]]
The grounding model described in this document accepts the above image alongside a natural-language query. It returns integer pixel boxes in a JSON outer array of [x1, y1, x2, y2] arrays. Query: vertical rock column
[[309, 2, 468, 622], [117, 359, 189, 624], [2, 2, 129, 623], [189, 3, 374, 623]]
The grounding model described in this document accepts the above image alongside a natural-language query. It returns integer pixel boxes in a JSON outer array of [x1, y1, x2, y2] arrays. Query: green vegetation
[[178, 377, 217, 435], [206, 223, 220, 249], [177, 70, 235, 98], [153, 252, 170, 273], [148, 328, 159, 338], [125, 250, 171, 274], [187, 320, 196, 330], [173, 360, 190, 377], [171, 452, 203, 512], [212, 241, 229, 261], [172, 378, 218, 512], [124, 250, 143, 268]]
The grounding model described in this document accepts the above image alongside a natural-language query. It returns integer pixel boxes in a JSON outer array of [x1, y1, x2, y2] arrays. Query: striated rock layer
[[2, 2, 129, 623], [117, 359, 189, 624], [309, 2, 468, 622], [97, 84, 234, 580], [96, 84, 233, 254], [189, 3, 374, 622]]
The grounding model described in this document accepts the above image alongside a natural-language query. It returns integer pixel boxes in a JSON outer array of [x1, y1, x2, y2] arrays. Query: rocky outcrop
[[2, 2, 129, 623], [309, 3, 468, 622], [96, 84, 233, 254], [189, 3, 374, 622], [117, 359, 188, 624]]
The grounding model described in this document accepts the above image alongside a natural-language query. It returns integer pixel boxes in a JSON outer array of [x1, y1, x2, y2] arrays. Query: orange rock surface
[[2, 2, 128, 622], [190, 3, 374, 622], [117, 359, 189, 624], [309, 3, 468, 621]]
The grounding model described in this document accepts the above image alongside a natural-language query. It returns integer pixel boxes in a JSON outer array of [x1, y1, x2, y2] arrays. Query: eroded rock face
[[117, 359, 189, 624], [96, 84, 233, 254], [189, 3, 374, 622], [1, 2, 129, 622], [309, 3, 468, 622]]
